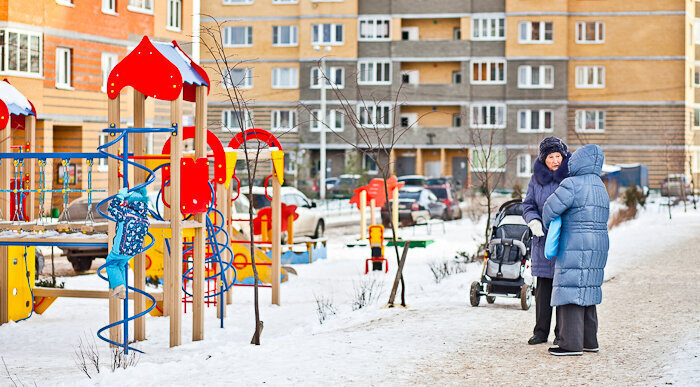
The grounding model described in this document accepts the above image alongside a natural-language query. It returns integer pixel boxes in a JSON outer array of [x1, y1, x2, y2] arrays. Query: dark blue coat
[[522, 152, 571, 278], [542, 145, 610, 307]]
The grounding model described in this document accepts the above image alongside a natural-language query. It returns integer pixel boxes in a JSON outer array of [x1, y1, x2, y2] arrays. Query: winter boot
[[548, 347, 582, 356], [528, 335, 547, 345], [110, 285, 126, 299]]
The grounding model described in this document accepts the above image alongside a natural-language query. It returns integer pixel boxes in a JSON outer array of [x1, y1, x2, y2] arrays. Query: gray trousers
[[556, 304, 598, 351]]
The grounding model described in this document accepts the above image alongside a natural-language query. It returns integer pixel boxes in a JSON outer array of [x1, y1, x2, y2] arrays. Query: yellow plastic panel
[[8, 246, 35, 321]]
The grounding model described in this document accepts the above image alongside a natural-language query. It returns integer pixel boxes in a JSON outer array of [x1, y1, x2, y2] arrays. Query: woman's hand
[[528, 219, 545, 237]]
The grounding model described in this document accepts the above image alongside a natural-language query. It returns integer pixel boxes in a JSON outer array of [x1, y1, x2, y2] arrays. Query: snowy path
[[0, 204, 698, 385]]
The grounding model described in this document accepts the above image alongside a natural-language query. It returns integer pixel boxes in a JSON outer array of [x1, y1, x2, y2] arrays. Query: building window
[[518, 65, 554, 89], [223, 0, 253, 4], [271, 110, 297, 132], [401, 70, 418, 85], [471, 59, 506, 84], [98, 133, 109, 171], [518, 110, 552, 132], [694, 70, 699, 87], [453, 27, 461, 40], [222, 110, 253, 132], [56, 0, 74, 5], [223, 26, 253, 47], [101, 53, 118, 92], [272, 25, 298, 47], [272, 0, 297, 3], [359, 17, 390, 41], [575, 65, 605, 88], [471, 104, 506, 129], [401, 27, 419, 41], [128, 0, 154, 12], [452, 71, 462, 84], [358, 60, 391, 85], [518, 21, 553, 43], [471, 149, 506, 172], [400, 113, 418, 128], [223, 67, 253, 89], [311, 66, 344, 89], [272, 67, 298, 89], [452, 114, 462, 128], [102, 0, 117, 13], [310, 109, 344, 132], [358, 104, 391, 128], [312, 23, 344, 45], [55, 47, 72, 89], [167, 0, 182, 31], [0, 30, 42, 76], [575, 21, 604, 44], [694, 108, 700, 128], [517, 154, 532, 177], [471, 16, 505, 40], [575, 110, 605, 132], [363, 154, 378, 174]]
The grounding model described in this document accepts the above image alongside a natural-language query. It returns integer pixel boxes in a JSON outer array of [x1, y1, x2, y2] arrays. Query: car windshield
[[400, 178, 424, 186], [428, 187, 448, 199], [425, 178, 445, 186], [399, 191, 421, 200]]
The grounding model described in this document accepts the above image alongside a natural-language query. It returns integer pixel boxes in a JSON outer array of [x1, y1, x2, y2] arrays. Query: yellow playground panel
[[6, 246, 35, 321]]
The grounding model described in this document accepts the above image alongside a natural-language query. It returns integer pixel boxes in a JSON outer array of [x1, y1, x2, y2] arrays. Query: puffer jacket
[[522, 152, 571, 278], [108, 193, 149, 257], [542, 144, 610, 307]]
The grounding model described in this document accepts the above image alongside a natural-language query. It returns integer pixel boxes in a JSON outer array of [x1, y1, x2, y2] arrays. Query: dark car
[[426, 184, 462, 220], [397, 175, 427, 187], [58, 197, 109, 272], [426, 175, 465, 199], [327, 174, 360, 198], [381, 187, 447, 226]]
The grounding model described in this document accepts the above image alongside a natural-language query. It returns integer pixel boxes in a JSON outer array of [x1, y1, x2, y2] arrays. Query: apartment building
[[0, 0, 196, 207], [202, 0, 696, 190]]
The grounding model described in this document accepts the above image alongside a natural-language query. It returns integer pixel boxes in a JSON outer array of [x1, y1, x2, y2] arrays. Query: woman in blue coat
[[522, 137, 570, 345], [542, 144, 609, 356]]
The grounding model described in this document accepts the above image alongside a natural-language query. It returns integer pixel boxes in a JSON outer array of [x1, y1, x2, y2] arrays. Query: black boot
[[528, 335, 547, 345]]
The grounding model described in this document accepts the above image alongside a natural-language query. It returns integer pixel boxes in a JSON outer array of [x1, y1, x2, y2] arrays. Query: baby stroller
[[469, 199, 534, 310]]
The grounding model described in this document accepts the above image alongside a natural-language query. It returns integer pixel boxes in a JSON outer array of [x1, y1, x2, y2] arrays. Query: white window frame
[[471, 15, 505, 41], [128, 0, 154, 14], [575, 110, 606, 132], [358, 60, 392, 85], [517, 154, 532, 177], [0, 29, 43, 77], [575, 65, 605, 89], [166, 0, 182, 32], [223, 26, 253, 47], [271, 67, 298, 89], [401, 70, 419, 85], [471, 148, 506, 173], [56, 0, 74, 6], [575, 21, 604, 44], [310, 109, 344, 132], [272, 0, 298, 3], [222, 0, 253, 4], [312, 23, 344, 46], [470, 59, 506, 84], [363, 154, 378, 174], [358, 104, 392, 128], [223, 67, 253, 89], [452, 114, 462, 128], [517, 109, 553, 133], [222, 110, 253, 132], [101, 53, 118, 93], [358, 17, 391, 41], [98, 133, 109, 171], [400, 113, 418, 128], [102, 0, 117, 14], [271, 110, 297, 132], [470, 104, 506, 129], [272, 25, 298, 47], [518, 21, 553, 44], [310, 66, 345, 89], [55, 47, 72, 89], [694, 107, 700, 129], [401, 27, 419, 41], [517, 65, 554, 89]]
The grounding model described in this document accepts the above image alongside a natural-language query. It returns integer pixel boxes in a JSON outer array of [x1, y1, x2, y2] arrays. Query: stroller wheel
[[520, 283, 532, 310], [486, 296, 496, 304], [469, 281, 481, 307]]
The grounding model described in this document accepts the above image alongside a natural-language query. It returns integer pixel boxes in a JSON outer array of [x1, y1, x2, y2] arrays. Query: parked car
[[398, 175, 427, 187], [242, 186, 326, 239], [381, 187, 447, 226], [325, 177, 340, 192], [327, 174, 361, 198], [58, 196, 109, 272], [426, 175, 465, 198], [426, 184, 462, 220], [660, 174, 692, 197]]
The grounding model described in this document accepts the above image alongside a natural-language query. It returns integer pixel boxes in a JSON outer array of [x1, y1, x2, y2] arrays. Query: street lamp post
[[315, 45, 331, 200]]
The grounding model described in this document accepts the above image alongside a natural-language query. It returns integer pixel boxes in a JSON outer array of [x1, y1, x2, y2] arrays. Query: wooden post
[[107, 95, 121, 345], [389, 150, 396, 176], [370, 198, 376, 226], [169, 94, 183, 347], [287, 215, 294, 245], [24, 115, 35, 220], [440, 148, 446, 177], [359, 189, 367, 240], [271, 169, 281, 306], [132, 91, 146, 341], [392, 186, 399, 235], [192, 86, 206, 341], [416, 148, 423, 176]]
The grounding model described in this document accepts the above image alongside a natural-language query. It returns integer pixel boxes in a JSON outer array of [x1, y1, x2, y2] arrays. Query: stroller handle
[[489, 238, 527, 256]]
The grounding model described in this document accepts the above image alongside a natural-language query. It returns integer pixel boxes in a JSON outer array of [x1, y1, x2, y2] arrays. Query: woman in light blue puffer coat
[[542, 144, 610, 356]]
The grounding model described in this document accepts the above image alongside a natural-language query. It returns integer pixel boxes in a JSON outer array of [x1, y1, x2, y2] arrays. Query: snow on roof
[[152, 41, 208, 87], [602, 164, 621, 173], [0, 80, 34, 116]]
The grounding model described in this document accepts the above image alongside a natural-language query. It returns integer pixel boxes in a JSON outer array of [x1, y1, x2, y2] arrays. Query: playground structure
[[0, 36, 291, 352], [365, 225, 388, 274]]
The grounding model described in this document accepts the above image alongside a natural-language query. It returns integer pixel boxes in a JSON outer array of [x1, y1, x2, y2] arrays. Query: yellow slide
[[229, 228, 287, 285]]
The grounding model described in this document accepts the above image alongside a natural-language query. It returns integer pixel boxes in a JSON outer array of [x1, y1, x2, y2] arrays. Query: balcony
[[399, 83, 465, 103], [391, 40, 470, 60]]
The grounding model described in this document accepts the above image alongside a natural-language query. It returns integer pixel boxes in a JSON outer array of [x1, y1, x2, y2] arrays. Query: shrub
[[351, 277, 383, 311]]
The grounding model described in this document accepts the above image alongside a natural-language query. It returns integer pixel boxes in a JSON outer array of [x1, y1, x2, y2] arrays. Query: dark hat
[[539, 136, 568, 163]]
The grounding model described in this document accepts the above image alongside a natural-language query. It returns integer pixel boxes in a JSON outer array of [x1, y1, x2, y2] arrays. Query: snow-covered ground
[[1, 200, 698, 385]]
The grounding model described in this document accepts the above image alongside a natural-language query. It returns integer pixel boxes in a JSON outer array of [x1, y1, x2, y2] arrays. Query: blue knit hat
[[126, 186, 149, 203], [539, 136, 568, 163]]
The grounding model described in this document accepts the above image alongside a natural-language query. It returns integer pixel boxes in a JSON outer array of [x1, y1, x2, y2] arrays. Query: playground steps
[[387, 239, 434, 248]]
